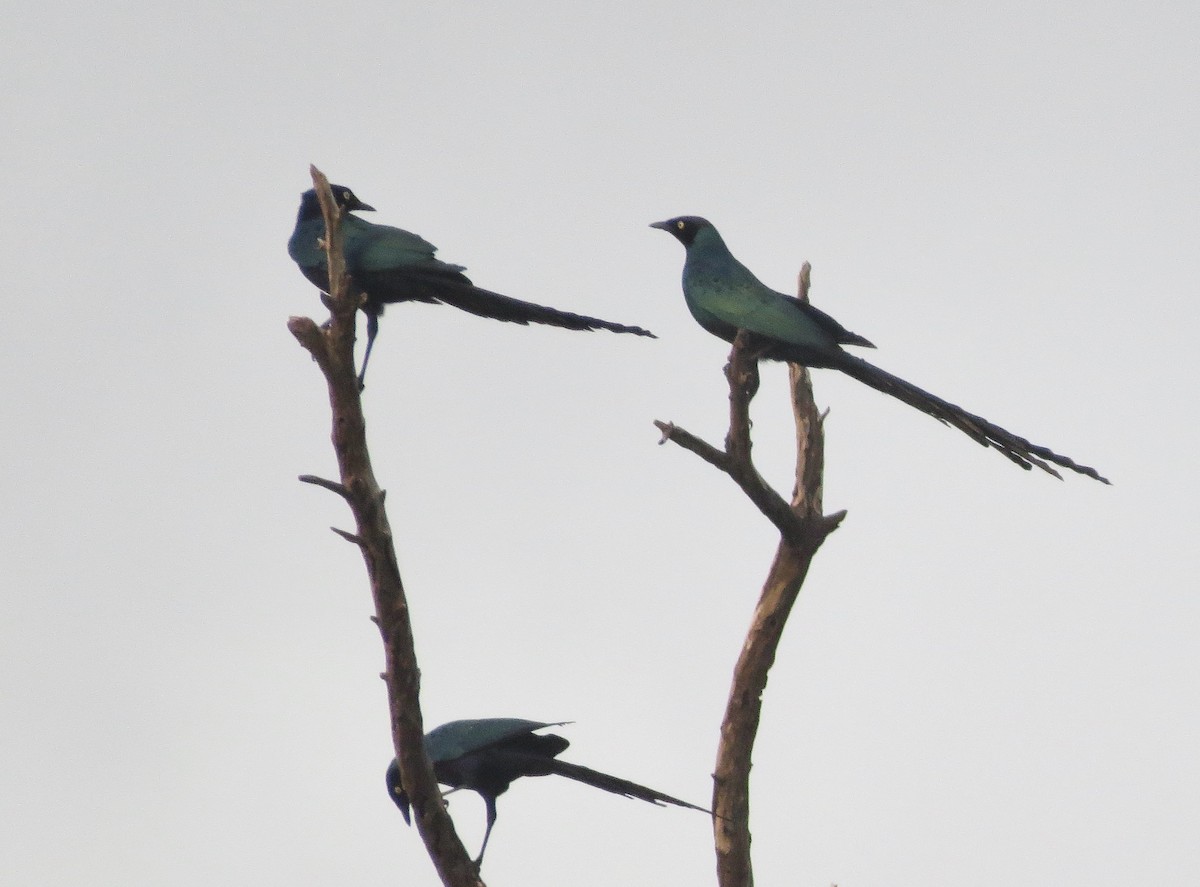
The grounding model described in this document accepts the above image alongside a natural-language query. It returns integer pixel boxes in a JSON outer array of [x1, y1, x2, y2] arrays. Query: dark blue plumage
[[652, 216, 1108, 483], [288, 186, 656, 385], [385, 718, 705, 866]]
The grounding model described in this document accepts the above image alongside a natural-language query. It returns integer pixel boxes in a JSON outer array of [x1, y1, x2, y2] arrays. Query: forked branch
[[655, 262, 845, 887]]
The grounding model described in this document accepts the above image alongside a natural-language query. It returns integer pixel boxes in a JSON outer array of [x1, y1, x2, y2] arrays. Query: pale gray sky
[[3, 2, 1197, 885]]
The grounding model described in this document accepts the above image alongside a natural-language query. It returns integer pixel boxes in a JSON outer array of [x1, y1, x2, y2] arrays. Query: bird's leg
[[473, 796, 499, 868], [357, 312, 379, 390]]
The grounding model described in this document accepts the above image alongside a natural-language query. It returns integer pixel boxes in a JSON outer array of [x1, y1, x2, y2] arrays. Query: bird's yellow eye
[[676, 220, 685, 230], [342, 190, 352, 202]]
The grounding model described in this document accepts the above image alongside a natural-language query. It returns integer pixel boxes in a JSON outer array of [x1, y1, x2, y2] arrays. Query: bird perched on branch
[[386, 718, 707, 866], [651, 216, 1108, 483], [288, 185, 656, 386]]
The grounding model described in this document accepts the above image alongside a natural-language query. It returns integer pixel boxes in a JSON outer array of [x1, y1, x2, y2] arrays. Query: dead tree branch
[[288, 166, 483, 887], [655, 262, 846, 887]]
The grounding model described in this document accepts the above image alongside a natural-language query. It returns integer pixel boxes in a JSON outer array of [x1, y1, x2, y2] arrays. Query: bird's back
[[426, 718, 565, 763], [287, 217, 327, 270]]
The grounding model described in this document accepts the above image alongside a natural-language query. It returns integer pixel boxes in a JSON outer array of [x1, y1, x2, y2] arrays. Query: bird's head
[[330, 185, 375, 213], [650, 216, 712, 248], [297, 185, 376, 221], [385, 759, 413, 826]]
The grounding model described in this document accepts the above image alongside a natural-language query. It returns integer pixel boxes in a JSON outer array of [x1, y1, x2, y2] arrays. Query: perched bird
[[288, 185, 656, 386], [385, 718, 706, 866], [652, 216, 1108, 483]]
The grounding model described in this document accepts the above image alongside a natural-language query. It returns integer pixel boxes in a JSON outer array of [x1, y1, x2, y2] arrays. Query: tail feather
[[436, 282, 658, 338], [359, 267, 656, 338], [833, 353, 1110, 484], [544, 758, 709, 813]]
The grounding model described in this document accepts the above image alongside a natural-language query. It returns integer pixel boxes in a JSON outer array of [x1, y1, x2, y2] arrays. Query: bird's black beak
[[386, 759, 412, 825], [649, 220, 672, 231], [352, 200, 376, 212]]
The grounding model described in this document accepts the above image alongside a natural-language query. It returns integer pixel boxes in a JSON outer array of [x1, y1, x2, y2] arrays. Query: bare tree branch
[[655, 260, 845, 887], [329, 526, 363, 545], [298, 474, 351, 500], [288, 166, 483, 887], [654, 420, 730, 472]]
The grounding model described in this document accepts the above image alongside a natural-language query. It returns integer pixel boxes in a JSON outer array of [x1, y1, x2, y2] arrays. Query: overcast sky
[[4, 2, 1197, 885]]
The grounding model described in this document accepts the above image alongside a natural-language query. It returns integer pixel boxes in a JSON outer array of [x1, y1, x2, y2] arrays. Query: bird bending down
[[385, 718, 707, 866], [288, 185, 656, 386], [651, 216, 1108, 483]]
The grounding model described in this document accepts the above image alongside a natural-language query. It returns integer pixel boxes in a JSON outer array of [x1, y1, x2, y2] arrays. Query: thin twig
[[653, 420, 729, 471], [329, 526, 363, 545], [298, 474, 351, 499]]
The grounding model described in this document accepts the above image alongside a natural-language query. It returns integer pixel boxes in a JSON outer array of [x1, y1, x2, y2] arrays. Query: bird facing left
[[385, 718, 707, 867], [651, 215, 1109, 483], [288, 185, 657, 387]]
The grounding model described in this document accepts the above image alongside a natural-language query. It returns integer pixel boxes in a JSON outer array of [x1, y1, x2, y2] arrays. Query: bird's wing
[[693, 275, 847, 353], [684, 236, 871, 349], [426, 719, 569, 762], [785, 298, 875, 349], [344, 218, 466, 275]]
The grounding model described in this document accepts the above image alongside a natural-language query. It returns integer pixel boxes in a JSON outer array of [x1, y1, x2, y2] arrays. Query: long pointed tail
[[362, 266, 656, 338], [832, 353, 1109, 483], [546, 758, 709, 813], [438, 282, 658, 338]]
